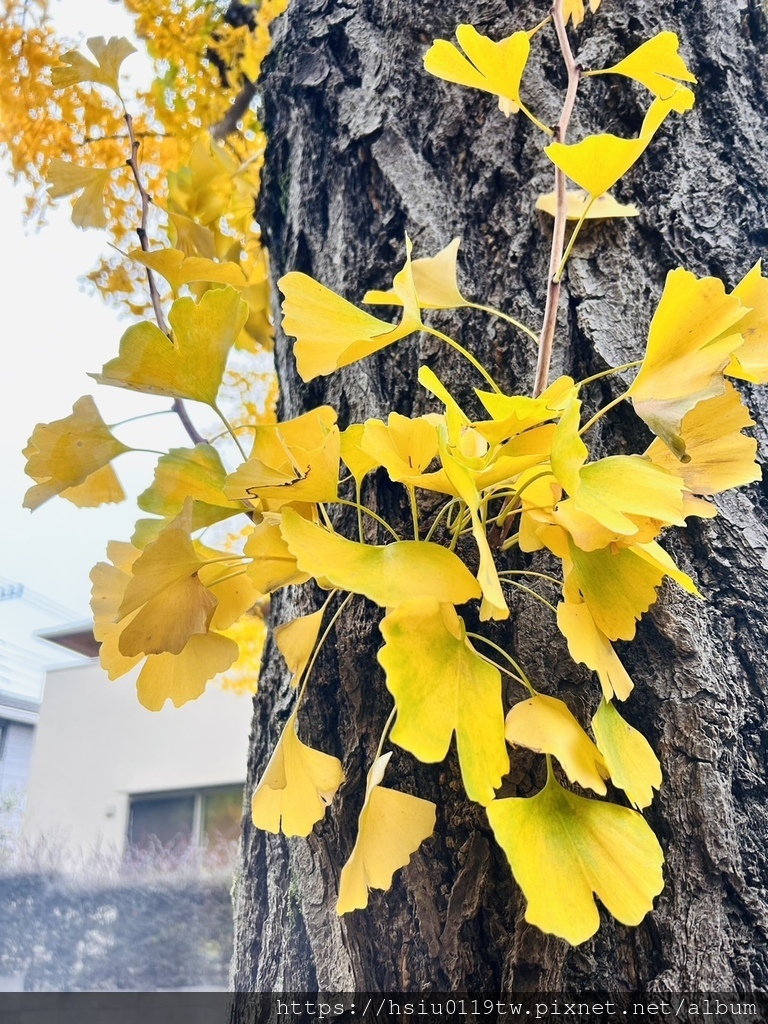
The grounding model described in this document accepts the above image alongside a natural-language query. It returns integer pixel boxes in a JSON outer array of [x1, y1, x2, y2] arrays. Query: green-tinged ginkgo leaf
[[505, 695, 609, 794], [136, 631, 240, 711], [23, 395, 130, 510], [586, 32, 696, 100], [364, 238, 470, 310], [535, 190, 639, 220], [46, 160, 117, 230], [51, 36, 136, 94], [280, 508, 482, 607], [646, 383, 759, 496], [274, 609, 325, 688], [138, 445, 244, 532], [337, 752, 436, 913], [128, 247, 247, 292], [627, 269, 748, 458], [225, 410, 340, 507], [279, 241, 422, 381], [565, 536, 698, 642], [438, 431, 509, 621], [251, 710, 344, 837], [556, 596, 634, 701], [726, 261, 768, 384], [545, 88, 694, 199], [117, 502, 217, 656], [91, 286, 248, 406], [487, 774, 664, 945], [563, 0, 601, 27], [424, 25, 532, 120], [592, 700, 662, 810], [378, 598, 508, 805], [340, 424, 380, 485], [244, 517, 312, 594]]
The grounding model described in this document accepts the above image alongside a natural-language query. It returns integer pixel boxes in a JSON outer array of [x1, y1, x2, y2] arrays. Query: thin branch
[[533, 0, 581, 398], [124, 108, 206, 447], [211, 78, 257, 141]]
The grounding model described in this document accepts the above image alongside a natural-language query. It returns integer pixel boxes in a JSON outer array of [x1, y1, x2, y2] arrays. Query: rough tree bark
[[231, 0, 768, 998]]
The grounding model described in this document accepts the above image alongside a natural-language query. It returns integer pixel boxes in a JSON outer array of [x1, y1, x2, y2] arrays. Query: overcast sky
[[1, 2, 192, 618]]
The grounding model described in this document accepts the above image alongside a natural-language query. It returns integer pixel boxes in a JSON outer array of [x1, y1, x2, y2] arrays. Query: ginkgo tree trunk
[[230, 0, 768, 996]]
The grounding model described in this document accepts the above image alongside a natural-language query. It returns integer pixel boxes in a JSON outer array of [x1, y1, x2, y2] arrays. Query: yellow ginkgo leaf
[[550, 398, 685, 550], [90, 556, 143, 681], [280, 508, 482, 608], [424, 26, 538, 126], [90, 547, 238, 710], [117, 502, 217, 656], [586, 32, 697, 100], [51, 36, 136, 95], [244, 517, 312, 595], [128, 247, 247, 292], [225, 418, 340, 508], [627, 268, 748, 458], [473, 375, 575, 446], [364, 237, 470, 310], [197, 553, 262, 632], [487, 774, 664, 945], [251, 711, 344, 837], [274, 609, 325, 688], [279, 241, 422, 382], [646, 383, 759, 497], [59, 463, 125, 509], [136, 631, 240, 712], [138, 444, 244, 532], [437, 431, 508, 622], [505, 695, 610, 795], [23, 395, 130, 510], [556, 596, 634, 701], [360, 414, 440, 485], [592, 700, 662, 810], [46, 160, 117, 230], [545, 87, 694, 199], [535, 190, 639, 220], [340, 424, 380, 485], [337, 752, 436, 914], [726, 261, 768, 384], [563, 0, 601, 27], [91, 286, 248, 407], [378, 598, 508, 805]]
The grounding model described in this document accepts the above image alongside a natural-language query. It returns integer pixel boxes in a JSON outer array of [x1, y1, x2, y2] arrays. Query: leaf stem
[[296, 592, 354, 709], [554, 196, 595, 282], [424, 325, 502, 393], [374, 706, 398, 763], [333, 499, 402, 542], [467, 302, 540, 346], [533, 0, 581, 398], [578, 391, 628, 436], [212, 402, 248, 459], [576, 360, 642, 388], [466, 633, 537, 697]]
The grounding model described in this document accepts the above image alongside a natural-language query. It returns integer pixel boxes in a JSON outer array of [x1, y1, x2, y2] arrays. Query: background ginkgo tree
[[6, 0, 768, 999]]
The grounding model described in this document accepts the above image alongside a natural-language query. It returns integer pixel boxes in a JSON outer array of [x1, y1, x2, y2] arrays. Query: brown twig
[[532, 0, 581, 398], [123, 108, 205, 447]]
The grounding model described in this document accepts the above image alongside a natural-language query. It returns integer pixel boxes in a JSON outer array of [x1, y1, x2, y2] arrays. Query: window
[[0, 720, 8, 761], [127, 785, 243, 857]]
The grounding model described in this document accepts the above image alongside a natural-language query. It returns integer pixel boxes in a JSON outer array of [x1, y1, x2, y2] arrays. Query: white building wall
[[23, 660, 252, 859]]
